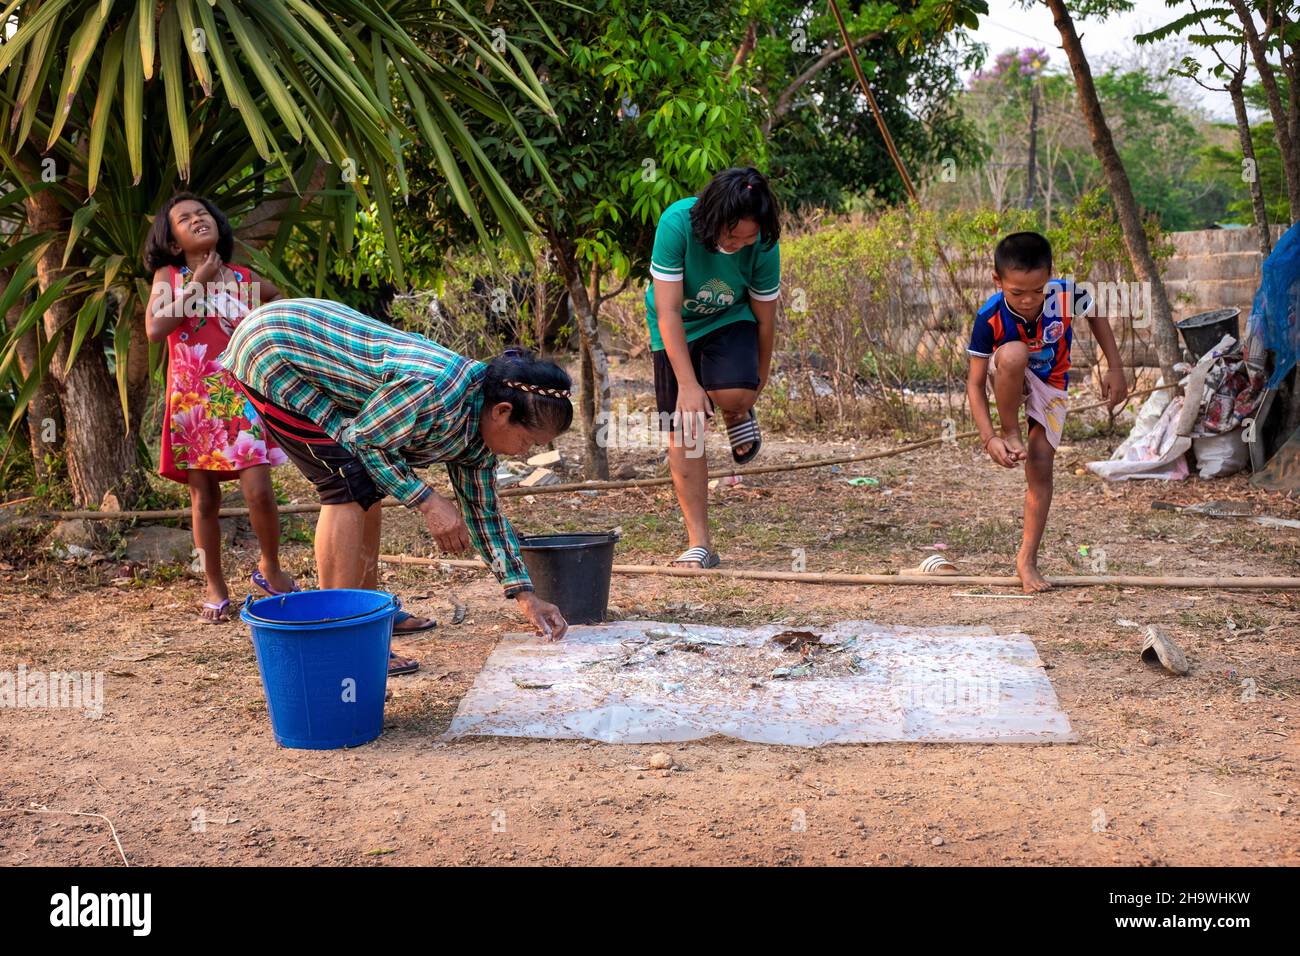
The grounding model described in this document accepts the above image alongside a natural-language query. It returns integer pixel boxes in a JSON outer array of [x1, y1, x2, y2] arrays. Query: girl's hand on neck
[[187, 248, 224, 286]]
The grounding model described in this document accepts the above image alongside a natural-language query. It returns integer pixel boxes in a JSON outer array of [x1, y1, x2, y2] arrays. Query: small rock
[[614, 462, 638, 480], [124, 525, 194, 565], [527, 449, 562, 468], [519, 467, 561, 488], [49, 519, 102, 553], [931, 836, 945, 846], [648, 752, 673, 770]]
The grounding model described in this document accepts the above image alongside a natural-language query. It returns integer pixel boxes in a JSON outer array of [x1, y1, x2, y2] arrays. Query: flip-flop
[[388, 651, 420, 677], [199, 598, 231, 624], [1140, 626, 1189, 676], [670, 546, 721, 569], [393, 610, 437, 634], [251, 569, 299, 597], [727, 409, 762, 465], [902, 554, 959, 575]]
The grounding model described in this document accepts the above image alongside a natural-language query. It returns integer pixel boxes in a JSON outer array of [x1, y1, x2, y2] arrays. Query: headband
[[504, 380, 571, 400]]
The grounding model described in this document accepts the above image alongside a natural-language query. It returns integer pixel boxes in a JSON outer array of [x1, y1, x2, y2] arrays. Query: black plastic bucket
[[1176, 308, 1240, 360], [519, 532, 618, 625]]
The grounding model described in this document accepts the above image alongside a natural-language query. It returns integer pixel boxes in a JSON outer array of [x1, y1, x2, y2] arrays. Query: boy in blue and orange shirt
[[966, 232, 1128, 592]]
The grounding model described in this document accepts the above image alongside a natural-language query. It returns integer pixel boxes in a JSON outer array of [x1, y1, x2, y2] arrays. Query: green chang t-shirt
[[644, 196, 781, 351]]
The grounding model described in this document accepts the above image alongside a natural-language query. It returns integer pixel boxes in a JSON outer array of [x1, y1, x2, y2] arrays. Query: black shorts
[[652, 320, 760, 430], [237, 383, 386, 510]]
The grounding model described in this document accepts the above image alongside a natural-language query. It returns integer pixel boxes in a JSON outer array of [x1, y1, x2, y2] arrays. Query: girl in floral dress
[[144, 194, 296, 622]]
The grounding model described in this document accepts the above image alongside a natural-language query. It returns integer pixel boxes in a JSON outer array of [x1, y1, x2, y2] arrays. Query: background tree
[[363, 1, 769, 478], [741, 0, 986, 211], [1033, 0, 1184, 386], [0, 0, 556, 507], [1138, 0, 1283, 253]]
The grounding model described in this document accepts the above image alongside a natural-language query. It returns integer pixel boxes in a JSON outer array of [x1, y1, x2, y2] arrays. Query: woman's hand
[[675, 380, 712, 448], [418, 493, 471, 553], [515, 591, 568, 641]]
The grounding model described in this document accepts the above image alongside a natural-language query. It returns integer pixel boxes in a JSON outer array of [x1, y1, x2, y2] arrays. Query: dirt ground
[[2, 386, 1298, 866]]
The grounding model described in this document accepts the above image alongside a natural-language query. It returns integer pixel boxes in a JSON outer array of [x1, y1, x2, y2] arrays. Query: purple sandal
[[252, 569, 299, 597], [200, 598, 232, 624]]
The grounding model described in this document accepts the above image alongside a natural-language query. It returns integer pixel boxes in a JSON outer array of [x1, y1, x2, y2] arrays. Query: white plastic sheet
[[443, 621, 1076, 747]]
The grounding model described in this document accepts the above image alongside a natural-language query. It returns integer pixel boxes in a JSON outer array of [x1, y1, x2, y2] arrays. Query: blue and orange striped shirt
[[967, 278, 1092, 390]]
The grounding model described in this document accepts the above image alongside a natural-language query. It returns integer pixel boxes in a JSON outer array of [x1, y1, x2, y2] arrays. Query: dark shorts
[[652, 320, 760, 430], [236, 383, 386, 510]]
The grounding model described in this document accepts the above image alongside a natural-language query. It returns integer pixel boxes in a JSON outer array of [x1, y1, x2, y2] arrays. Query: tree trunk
[[25, 180, 145, 507], [1229, 69, 1273, 257], [730, 21, 756, 73], [1044, 0, 1181, 386], [125, 301, 153, 441], [0, 266, 62, 484], [1025, 83, 1039, 210], [548, 234, 610, 479], [1228, 0, 1300, 221], [1283, 25, 1300, 201], [236, 159, 329, 250]]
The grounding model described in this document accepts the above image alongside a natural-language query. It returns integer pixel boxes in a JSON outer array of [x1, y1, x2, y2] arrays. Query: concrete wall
[[1164, 226, 1286, 320]]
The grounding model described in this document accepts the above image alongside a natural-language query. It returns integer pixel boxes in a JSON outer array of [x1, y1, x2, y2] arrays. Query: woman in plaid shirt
[[223, 298, 572, 672]]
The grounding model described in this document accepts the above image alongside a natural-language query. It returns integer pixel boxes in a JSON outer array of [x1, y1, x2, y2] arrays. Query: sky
[[967, 0, 1239, 122]]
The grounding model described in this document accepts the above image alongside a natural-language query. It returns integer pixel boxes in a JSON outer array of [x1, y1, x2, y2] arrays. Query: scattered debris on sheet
[[444, 620, 1077, 747]]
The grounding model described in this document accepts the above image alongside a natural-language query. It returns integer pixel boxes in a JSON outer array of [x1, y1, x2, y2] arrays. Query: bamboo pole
[[378, 554, 1300, 591], [27, 384, 1175, 522]]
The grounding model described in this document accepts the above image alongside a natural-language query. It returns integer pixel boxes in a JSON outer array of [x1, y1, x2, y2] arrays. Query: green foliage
[[941, 48, 1233, 229], [1091, 69, 1225, 231], [750, 0, 986, 211], [1200, 119, 1290, 225], [370, 0, 766, 295], [777, 191, 1163, 430], [361, 1, 990, 289], [0, 0, 559, 495]]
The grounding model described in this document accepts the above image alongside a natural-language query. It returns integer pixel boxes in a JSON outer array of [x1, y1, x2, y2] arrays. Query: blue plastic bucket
[[240, 589, 400, 750]]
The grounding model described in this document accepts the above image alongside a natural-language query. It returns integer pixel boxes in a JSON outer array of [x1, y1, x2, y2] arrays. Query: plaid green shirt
[[223, 298, 532, 595]]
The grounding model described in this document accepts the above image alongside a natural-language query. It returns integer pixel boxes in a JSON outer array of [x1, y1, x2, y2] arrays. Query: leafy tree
[[0, 1, 555, 505]]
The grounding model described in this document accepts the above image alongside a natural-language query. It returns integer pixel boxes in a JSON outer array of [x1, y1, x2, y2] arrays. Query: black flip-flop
[[388, 652, 420, 677], [727, 409, 762, 465], [393, 610, 437, 634]]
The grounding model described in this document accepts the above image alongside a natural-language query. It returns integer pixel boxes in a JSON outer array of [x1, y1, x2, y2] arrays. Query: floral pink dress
[[158, 264, 287, 483]]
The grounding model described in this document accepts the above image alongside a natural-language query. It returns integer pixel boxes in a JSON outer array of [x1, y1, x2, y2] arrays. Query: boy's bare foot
[[1016, 550, 1053, 593], [257, 560, 296, 594]]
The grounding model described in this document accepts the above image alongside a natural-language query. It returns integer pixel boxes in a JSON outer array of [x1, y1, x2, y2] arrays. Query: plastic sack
[[1088, 396, 1191, 481], [1192, 428, 1249, 479]]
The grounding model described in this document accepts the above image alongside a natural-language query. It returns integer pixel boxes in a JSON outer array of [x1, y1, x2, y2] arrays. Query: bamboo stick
[[27, 384, 1175, 522], [378, 553, 1300, 590]]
